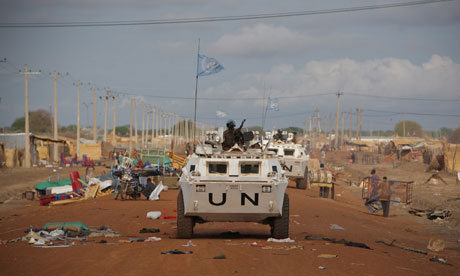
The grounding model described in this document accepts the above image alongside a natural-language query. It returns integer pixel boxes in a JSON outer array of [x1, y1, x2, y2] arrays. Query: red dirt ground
[[1, 173, 459, 276]]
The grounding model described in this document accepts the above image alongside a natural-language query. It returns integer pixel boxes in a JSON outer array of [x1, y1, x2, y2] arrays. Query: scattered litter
[[376, 240, 426, 255], [182, 240, 196, 247], [139, 228, 160, 234], [128, 238, 145, 242], [145, 237, 162, 242], [429, 256, 450, 265], [318, 254, 337, 259], [251, 242, 264, 247], [427, 239, 445, 252], [329, 224, 345, 230], [345, 241, 371, 250], [149, 181, 164, 200], [311, 248, 317, 251], [318, 266, 326, 270], [44, 221, 89, 232], [161, 249, 193, 255], [337, 194, 342, 197], [305, 235, 371, 250], [213, 254, 226, 259], [146, 211, 162, 220], [162, 208, 177, 219], [99, 240, 107, 244], [267, 238, 294, 243]]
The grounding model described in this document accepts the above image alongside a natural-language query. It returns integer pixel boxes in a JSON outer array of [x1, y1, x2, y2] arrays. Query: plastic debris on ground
[[149, 181, 164, 200], [267, 238, 295, 243], [162, 208, 177, 219], [213, 254, 226, 259], [318, 266, 326, 270], [161, 249, 193, 255], [429, 256, 450, 265], [251, 242, 264, 247], [318, 254, 338, 258], [305, 235, 371, 250], [329, 224, 345, 230], [182, 240, 197, 247], [145, 237, 162, 242], [139, 228, 160, 233], [146, 211, 162, 220]]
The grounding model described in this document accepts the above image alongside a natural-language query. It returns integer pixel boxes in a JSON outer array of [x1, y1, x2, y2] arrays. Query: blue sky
[[0, 0, 459, 132]]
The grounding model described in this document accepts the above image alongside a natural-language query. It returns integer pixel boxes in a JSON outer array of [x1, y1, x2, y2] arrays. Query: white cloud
[[209, 23, 362, 57], [202, 55, 460, 122]]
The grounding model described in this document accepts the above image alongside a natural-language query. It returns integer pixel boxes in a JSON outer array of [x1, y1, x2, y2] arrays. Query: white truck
[[177, 145, 289, 239]]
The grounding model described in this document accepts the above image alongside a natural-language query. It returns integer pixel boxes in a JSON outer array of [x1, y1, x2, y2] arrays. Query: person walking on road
[[379, 176, 392, 217], [365, 169, 381, 213]]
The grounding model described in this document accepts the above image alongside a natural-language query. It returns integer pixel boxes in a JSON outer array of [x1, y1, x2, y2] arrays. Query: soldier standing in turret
[[222, 119, 246, 150]]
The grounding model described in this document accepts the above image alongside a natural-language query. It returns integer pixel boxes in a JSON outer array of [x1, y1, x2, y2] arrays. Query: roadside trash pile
[[35, 171, 117, 206], [19, 222, 119, 248]]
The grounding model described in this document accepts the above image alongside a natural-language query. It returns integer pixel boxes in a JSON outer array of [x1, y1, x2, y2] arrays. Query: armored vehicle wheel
[[295, 169, 307, 190], [271, 193, 289, 239], [177, 190, 194, 238]]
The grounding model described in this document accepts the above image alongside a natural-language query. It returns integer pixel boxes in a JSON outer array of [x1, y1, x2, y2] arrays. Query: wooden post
[[103, 89, 109, 142], [93, 87, 97, 140], [129, 99, 133, 152], [112, 95, 117, 145]]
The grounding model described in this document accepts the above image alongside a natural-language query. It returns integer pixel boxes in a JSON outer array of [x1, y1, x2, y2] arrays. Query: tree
[[282, 127, 304, 135], [115, 126, 130, 137], [11, 109, 52, 134], [448, 125, 460, 144], [394, 121, 423, 137]]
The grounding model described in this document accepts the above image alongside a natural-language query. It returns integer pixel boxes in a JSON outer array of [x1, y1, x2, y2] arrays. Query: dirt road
[[0, 176, 459, 276]]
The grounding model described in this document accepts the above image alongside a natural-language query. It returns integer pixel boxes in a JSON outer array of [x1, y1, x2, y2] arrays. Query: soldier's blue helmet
[[226, 119, 236, 127]]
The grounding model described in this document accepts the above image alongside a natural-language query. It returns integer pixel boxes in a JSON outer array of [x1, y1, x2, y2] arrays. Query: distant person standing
[[350, 151, 356, 164], [365, 169, 381, 213], [379, 176, 392, 217]]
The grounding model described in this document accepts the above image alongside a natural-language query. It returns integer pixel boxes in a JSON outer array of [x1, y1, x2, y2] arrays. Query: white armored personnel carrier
[[177, 144, 289, 239], [267, 140, 309, 189]]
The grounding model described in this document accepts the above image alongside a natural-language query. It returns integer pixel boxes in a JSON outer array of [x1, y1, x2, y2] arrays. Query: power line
[[347, 92, 460, 102], [0, 0, 454, 28]]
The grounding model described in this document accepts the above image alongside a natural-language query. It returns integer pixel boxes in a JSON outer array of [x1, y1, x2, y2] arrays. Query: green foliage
[[11, 109, 52, 134], [60, 125, 77, 132], [115, 126, 130, 136], [282, 126, 303, 135], [440, 127, 454, 137], [394, 120, 423, 137]]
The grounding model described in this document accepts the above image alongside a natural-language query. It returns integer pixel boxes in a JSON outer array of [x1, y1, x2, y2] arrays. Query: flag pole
[[193, 39, 200, 153]]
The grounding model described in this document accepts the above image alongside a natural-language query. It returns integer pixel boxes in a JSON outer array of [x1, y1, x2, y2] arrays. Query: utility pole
[[349, 107, 352, 139], [103, 88, 109, 142], [158, 110, 162, 137], [134, 100, 138, 148], [334, 91, 342, 149], [129, 99, 133, 152], [74, 82, 81, 158], [359, 108, 363, 140], [141, 103, 145, 147], [152, 107, 156, 141], [21, 66, 40, 168], [403, 112, 406, 137], [355, 105, 360, 139], [52, 72, 64, 164], [112, 94, 117, 145], [341, 111, 344, 148], [370, 120, 373, 137], [146, 105, 150, 146], [93, 87, 97, 140]]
